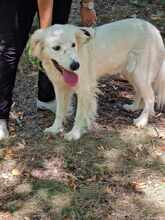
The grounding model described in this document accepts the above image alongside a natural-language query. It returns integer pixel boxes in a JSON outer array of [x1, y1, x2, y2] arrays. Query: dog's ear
[[29, 29, 45, 58], [75, 27, 94, 46]]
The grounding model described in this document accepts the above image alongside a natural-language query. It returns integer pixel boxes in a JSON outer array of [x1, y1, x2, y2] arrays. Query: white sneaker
[[36, 99, 56, 113], [0, 119, 9, 141]]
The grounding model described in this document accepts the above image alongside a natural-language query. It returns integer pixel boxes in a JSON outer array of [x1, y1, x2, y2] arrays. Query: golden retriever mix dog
[[30, 18, 165, 140]]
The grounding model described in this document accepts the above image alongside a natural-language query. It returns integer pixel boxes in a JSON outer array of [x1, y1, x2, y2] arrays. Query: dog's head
[[30, 24, 94, 87], [29, 28, 46, 59]]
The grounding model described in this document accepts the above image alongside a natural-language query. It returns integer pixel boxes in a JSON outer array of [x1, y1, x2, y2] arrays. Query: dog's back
[[92, 19, 164, 78]]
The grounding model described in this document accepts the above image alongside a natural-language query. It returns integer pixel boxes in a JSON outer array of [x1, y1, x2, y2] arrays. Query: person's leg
[[0, 34, 19, 139], [52, 0, 73, 24], [37, 0, 72, 111], [0, 0, 37, 140]]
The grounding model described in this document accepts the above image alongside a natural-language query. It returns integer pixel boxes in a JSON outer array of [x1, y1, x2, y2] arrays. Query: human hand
[[80, 7, 97, 27]]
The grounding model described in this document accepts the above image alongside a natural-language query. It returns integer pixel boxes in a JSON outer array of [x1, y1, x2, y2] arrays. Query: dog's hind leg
[[133, 82, 155, 128], [125, 48, 155, 127], [124, 51, 145, 112], [45, 84, 73, 135], [123, 86, 143, 112]]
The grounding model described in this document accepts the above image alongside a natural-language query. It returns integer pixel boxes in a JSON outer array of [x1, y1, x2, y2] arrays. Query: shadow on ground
[[0, 120, 165, 219]]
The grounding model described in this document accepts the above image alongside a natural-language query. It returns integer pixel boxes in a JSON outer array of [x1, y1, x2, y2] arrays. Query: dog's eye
[[53, 45, 61, 51], [72, 43, 76, 48]]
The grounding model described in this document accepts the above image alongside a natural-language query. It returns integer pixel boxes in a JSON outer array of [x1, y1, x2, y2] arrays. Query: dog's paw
[[64, 127, 87, 141], [133, 116, 148, 128], [44, 126, 63, 135], [64, 129, 81, 141]]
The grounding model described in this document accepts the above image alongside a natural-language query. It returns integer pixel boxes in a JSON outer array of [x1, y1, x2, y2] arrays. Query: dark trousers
[[0, 0, 72, 119]]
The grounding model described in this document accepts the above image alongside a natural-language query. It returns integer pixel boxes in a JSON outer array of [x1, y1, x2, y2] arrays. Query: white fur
[[30, 18, 165, 140]]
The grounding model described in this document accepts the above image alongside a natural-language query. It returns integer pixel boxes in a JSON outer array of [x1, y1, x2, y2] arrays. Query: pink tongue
[[63, 70, 79, 87]]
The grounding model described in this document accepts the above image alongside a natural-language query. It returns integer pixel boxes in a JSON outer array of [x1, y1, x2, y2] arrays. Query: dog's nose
[[70, 61, 80, 71]]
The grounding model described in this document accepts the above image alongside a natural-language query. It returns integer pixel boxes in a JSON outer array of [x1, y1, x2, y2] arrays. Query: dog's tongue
[[63, 69, 79, 87]]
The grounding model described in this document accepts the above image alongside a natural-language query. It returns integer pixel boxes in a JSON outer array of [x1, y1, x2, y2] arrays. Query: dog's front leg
[[65, 89, 97, 141], [44, 84, 72, 135]]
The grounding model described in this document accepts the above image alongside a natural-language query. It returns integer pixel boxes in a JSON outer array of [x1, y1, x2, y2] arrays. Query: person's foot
[[0, 119, 9, 141], [36, 99, 56, 113]]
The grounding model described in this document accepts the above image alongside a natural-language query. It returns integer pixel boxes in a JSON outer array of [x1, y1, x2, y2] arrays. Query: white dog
[[30, 18, 165, 140]]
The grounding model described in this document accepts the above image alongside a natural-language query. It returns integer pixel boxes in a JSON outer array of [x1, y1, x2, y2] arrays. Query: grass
[[1, 127, 165, 219], [32, 179, 71, 197]]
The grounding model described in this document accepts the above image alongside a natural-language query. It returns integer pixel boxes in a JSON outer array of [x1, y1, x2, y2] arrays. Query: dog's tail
[[155, 51, 165, 110]]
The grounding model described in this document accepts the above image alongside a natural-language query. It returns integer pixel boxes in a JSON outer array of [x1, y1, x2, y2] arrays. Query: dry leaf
[[0, 212, 13, 220], [104, 186, 112, 193], [131, 181, 146, 191], [12, 168, 21, 176], [159, 146, 165, 152], [3, 148, 15, 159], [67, 175, 77, 190], [86, 175, 97, 182]]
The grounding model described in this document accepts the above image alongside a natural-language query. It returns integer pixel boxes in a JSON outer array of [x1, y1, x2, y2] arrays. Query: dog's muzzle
[[51, 59, 79, 87]]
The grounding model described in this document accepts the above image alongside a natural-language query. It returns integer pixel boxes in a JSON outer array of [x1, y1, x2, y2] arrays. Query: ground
[[0, 0, 165, 219]]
